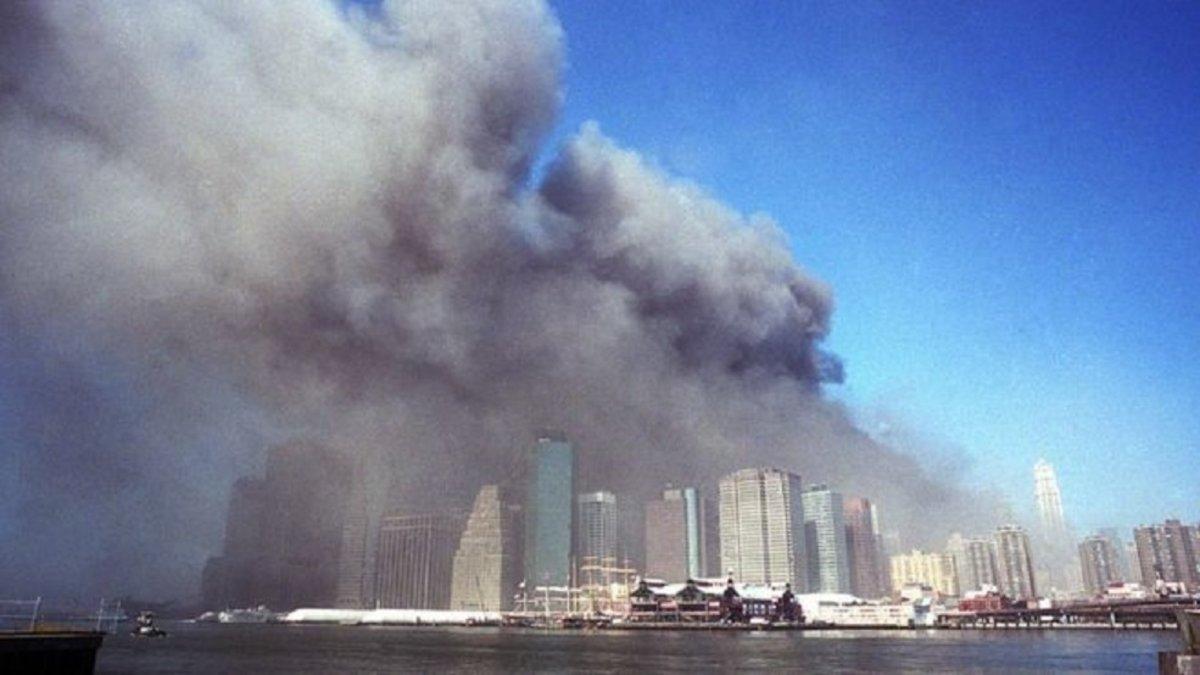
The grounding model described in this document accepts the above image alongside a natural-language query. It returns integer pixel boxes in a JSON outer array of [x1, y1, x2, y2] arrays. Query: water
[[96, 622, 1178, 673]]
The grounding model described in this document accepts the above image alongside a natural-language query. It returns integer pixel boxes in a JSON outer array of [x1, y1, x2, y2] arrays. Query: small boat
[[131, 611, 167, 638]]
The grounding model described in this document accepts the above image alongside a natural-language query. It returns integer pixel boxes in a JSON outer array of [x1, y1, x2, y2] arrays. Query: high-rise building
[[523, 434, 575, 588], [889, 549, 959, 597], [718, 468, 806, 587], [950, 535, 998, 594], [1133, 519, 1200, 592], [450, 485, 522, 611], [334, 460, 376, 609], [1033, 459, 1066, 533], [202, 441, 354, 611], [994, 525, 1037, 600], [1078, 535, 1120, 596], [644, 487, 708, 581], [1031, 459, 1080, 596], [374, 512, 466, 609], [1096, 527, 1132, 582], [802, 485, 851, 593], [844, 497, 886, 599], [616, 496, 645, 572], [577, 491, 619, 566]]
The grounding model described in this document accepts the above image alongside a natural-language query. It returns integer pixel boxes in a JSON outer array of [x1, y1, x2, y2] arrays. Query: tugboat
[[131, 611, 167, 638]]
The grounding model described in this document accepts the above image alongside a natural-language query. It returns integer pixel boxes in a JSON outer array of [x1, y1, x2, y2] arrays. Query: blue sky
[[545, 0, 1199, 533]]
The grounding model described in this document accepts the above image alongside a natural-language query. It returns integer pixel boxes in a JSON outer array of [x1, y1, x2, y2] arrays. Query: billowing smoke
[[0, 0, 994, 600]]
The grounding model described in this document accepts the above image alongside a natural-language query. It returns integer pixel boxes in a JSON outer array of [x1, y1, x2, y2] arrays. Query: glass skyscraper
[[523, 434, 575, 587], [802, 484, 851, 593], [644, 486, 708, 581]]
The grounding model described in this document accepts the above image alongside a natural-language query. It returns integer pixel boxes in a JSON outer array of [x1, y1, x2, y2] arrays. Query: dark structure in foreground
[[0, 632, 104, 675]]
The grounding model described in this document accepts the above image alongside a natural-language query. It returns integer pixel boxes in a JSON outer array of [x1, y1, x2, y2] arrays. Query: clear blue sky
[[545, 0, 1199, 533]]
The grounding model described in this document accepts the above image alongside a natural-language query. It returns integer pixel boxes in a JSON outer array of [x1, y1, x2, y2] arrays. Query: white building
[[889, 549, 959, 598], [450, 485, 521, 612], [1033, 460, 1066, 533], [718, 468, 806, 587]]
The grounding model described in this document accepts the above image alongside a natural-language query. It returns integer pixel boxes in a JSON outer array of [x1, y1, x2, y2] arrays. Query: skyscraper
[[889, 549, 959, 597], [718, 468, 806, 587], [1031, 459, 1081, 595], [450, 485, 522, 611], [994, 525, 1037, 600], [1033, 459, 1066, 533], [1078, 535, 1120, 596], [374, 512, 466, 609], [1133, 519, 1200, 592], [334, 460, 376, 609], [523, 434, 575, 588], [844, 497, 886, 599], [202, 441, 354, 611], [1096, 527, 1132, 582], [802, 485, 851, 593], [951, 535, 999, 593], [577, 491, 619, 566], [644, 487, 707, 581]]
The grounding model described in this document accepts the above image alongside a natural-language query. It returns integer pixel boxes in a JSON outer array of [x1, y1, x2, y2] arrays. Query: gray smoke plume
[[0, 0, 994, 600]]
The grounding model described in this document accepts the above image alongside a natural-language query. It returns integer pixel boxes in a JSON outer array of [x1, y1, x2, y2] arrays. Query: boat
[[131, 611, 167, 638], [217, 605, 277, 623]]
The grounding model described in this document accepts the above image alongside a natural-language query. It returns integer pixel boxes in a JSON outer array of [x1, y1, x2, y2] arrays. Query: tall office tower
[[202, 477, 267, 609], [1096, 527, 1132, 581], [704, 496, 720, 576], [523, 434, 575, 588], [334, 459, 381, 609], [202, 441, 355, 611], [718, 468, 806, 587], [994, 525, 1038, 600], [1033, 459, 1066, 533], [1031, 459, 1080, 596], [1078, 535, 1120, 596], [1133, 519, 1200, 592], [450, 485, 523, 611], [644, 487, 707, 580], [802, 485, 851, 593], [577, 491, 619, 565], [844, 497, 886, 598], [616, 497, 645, 573], [374, 512, 466, 609], [889, 550, 959, 597]]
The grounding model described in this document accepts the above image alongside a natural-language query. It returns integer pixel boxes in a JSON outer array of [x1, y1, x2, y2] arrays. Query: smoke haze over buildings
[[0, 0, 995, 600]]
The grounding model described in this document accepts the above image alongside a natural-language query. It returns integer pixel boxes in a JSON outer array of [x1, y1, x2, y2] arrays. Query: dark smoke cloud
[[0, 0, 995, 600]]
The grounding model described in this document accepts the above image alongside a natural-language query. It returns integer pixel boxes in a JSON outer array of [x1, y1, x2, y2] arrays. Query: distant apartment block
[[889, 549, 959, 597], [1133, 519, 1200, 592], [994, 525, 1037, 600]]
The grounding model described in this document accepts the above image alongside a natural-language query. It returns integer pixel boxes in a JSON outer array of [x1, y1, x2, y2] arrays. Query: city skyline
[[0, 0, 1195, 609], [194, 431, 1197, 616]]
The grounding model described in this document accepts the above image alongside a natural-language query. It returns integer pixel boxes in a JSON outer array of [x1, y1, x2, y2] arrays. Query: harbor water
[[97, 622, 1179, 673]]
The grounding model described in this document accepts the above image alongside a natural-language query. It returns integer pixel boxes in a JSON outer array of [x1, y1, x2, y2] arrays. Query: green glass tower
[[523, 434, 575, 587]]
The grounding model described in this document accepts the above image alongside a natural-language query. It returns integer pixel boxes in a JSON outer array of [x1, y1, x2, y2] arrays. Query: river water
[[96, 622, 1178, 673]]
